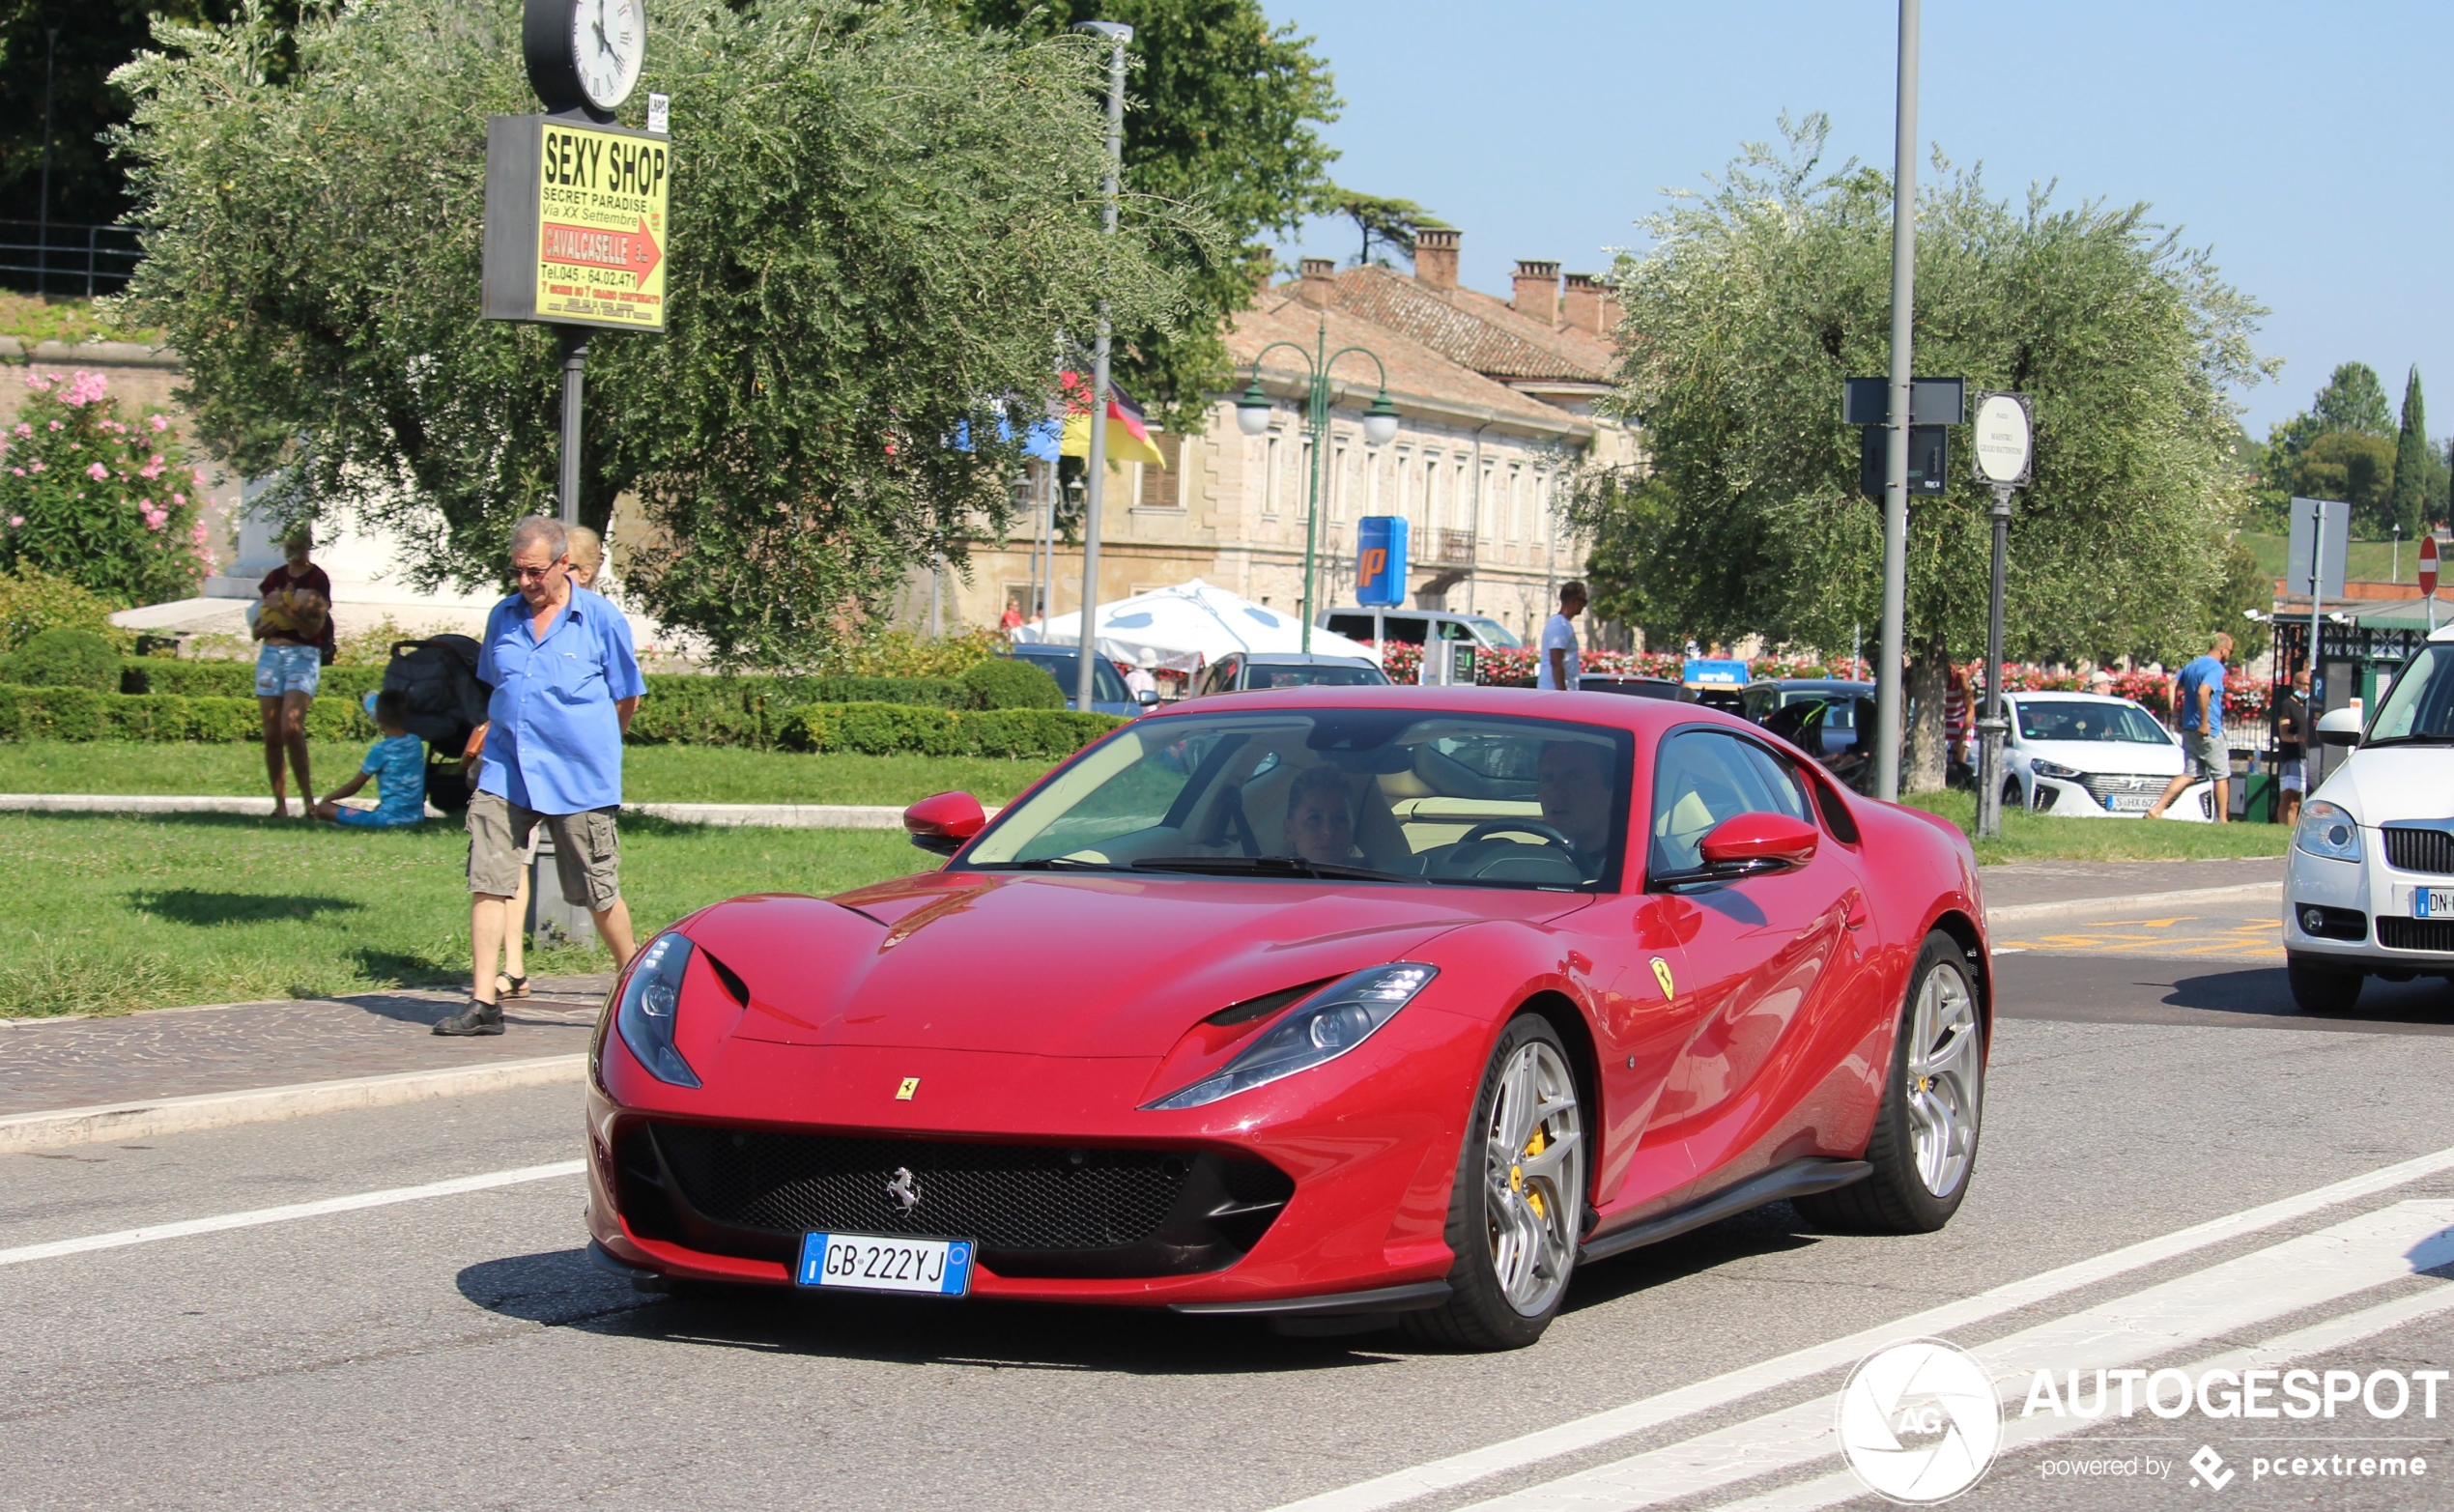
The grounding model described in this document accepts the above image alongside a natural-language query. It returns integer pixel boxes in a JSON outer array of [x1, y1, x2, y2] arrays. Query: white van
[[2283, 622, 2454, 1012]]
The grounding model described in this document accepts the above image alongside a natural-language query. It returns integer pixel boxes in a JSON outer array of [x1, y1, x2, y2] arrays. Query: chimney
[[1512, 260, 1561, 326], [1298, 256, 1337, 307], [1414, 227, 1460, 290], [1561, 273, 1617, 337]]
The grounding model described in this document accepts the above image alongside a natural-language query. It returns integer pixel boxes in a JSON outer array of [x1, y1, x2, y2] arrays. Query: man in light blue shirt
[[438, 516, 645, 1036], [2147, 632, 2230, 823]]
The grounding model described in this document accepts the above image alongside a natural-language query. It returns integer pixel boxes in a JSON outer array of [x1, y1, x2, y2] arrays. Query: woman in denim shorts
[[253, 530, 336, 817]]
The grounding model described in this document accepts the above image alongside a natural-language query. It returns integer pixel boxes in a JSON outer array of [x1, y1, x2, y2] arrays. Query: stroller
[[382, 636, 492, 813]]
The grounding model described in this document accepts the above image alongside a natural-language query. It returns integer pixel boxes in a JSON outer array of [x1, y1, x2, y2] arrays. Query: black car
[[1575, 674, 1696, 701]]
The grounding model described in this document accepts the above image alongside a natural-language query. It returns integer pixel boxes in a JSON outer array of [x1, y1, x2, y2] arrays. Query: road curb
[[1987, 880, 2280, 927], [0, 1054, 586, 1155], [0, 794, 995, 829]]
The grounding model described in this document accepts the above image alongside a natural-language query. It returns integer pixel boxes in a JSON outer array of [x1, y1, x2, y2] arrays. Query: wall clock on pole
[[525, 0, 646, 120]]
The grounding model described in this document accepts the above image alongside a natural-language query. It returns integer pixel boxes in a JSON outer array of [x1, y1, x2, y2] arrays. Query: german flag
[[1058, 372, 1165, 467]]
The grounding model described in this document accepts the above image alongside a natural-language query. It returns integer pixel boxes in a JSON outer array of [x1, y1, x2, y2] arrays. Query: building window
[[1508, 465, 1524, 542], [1330, 442, 1350, 521], [1263, 434, 1281, 517], [1298, 436, 1315, 519], [1138, 433, 1184, 509]]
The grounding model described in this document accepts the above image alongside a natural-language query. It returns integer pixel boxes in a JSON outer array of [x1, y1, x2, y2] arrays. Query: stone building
[[920, 230, 1639, 644]]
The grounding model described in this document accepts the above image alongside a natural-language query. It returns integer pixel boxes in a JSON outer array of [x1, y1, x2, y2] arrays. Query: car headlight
[[2030, 759, 2081, 781], [2294, 800, 2362, 864], [615, 932, 702, 1087], [1144, 964, 1438, 1110]]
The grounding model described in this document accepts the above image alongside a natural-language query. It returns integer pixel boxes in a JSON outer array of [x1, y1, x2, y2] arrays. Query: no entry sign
[[2423, 532, 2440, 598]]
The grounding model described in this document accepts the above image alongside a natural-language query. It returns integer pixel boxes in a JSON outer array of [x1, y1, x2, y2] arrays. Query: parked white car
[[2000, 692, 2214, 821], [2283, 624, 2454, 1013]]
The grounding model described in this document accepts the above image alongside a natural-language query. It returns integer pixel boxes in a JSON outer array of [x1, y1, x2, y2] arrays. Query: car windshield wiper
[[972, 856, 1123, 871], [1127, 855, 1427, 884]]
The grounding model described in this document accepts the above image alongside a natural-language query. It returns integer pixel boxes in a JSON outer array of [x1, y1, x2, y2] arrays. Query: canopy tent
[[1013, 579, 1379, 674]]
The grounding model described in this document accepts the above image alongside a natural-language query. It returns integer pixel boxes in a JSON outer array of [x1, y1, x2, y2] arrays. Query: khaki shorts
[[2183, 728, 2225, 782], [467, 790, 621, 910]]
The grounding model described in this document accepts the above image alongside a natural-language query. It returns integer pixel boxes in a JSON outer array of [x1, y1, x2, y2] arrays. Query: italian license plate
[[2413, 889, 2454, 919], [2108, 793, 2155, 813], [795, 1232, 974, 1297]]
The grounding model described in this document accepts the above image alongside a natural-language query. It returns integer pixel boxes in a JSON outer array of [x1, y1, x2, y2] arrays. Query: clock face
[[569, 0, 645, 111]]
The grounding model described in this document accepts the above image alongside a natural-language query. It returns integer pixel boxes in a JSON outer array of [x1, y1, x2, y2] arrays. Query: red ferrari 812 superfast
[[585, 686, 1989, 1349]]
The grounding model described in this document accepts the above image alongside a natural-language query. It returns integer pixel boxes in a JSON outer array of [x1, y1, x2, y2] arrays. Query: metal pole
[[1072, 22, 1131, 712], [2308, 499, 2327, 788], [557, 327, 587, 526], [36, 26, 58, 298], [1875, 0, 1920, 802], [1975, 484, 2012, 838], [1301, 324, 1326, 654]]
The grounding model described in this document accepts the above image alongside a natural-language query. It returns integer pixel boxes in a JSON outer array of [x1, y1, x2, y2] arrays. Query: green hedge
[[782, 702, 1122, 759], [122, 660, 387, 702], [0, 685, 378, 742], [0, 683, 1116, 758]]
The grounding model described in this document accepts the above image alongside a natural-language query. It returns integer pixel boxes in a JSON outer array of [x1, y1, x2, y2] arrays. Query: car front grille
[[2383, 827, 2454, 875], [2076, 773, 2162, 809], [2378, 917, 2454, 953], [623, 1123, 1294, 1278]]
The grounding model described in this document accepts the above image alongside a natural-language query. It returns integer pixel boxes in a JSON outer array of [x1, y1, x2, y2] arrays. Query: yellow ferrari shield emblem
[[895, 1077, 920, 1100], [1649, 957, 1676, 999]]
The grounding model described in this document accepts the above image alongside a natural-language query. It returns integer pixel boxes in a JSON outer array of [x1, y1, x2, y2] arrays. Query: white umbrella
[[1013, 579, 1379, 673]]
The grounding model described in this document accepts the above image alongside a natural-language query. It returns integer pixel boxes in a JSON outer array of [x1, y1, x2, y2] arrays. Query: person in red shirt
[[1943, 665, 1972, 786], [253, 529, 334, 817]]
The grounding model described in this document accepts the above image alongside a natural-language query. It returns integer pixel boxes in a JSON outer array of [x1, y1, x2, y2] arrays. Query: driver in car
[[1281, 765, 1361, 867], [1537, 740, 1617, 879]]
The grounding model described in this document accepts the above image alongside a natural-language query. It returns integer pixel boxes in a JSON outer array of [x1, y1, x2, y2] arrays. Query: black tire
[[2287, 954, 2366, 1014], [2002, 778, 2025, 814], [1797, 931, 1983, 1236], [1404, 1013, 1584, 1352]]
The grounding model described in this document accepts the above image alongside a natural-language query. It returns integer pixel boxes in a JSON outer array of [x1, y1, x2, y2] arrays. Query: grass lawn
[[0, 741, 1051, 806], [0, 811, 934, 1018], [1901, 790, 2289, 866], [2240, 529, 2419, 585]]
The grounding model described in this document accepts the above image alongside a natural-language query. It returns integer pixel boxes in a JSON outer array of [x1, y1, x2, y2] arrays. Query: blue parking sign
[[1356, 516, 1408, 607]]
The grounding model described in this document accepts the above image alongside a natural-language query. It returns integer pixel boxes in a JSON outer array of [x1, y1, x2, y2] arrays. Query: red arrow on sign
[[625, 217, 662, 287], [2422, 531, 2440, 597]]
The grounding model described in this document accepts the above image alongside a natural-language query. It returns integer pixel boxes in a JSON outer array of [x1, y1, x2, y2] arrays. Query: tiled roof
[[1225, 292, 1584, 434], [1307, 265, 1618, 384]]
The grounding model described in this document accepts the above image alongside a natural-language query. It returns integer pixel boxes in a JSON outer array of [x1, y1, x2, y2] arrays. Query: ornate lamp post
[[1235, 318, 1401, 652]]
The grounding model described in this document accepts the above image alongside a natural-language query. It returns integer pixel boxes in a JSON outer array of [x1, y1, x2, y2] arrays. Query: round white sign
[[1837, 1338, 2002, 1503], [1973, 394, 2031, 486]]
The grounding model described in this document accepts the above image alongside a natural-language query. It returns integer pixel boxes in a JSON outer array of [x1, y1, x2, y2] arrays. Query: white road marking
[[0, 1159, 585, 1268], [1270, 1142, 2454, 1512], [1462, 1201, 2454, 1512], [1708, 1234, 2454, 1511]]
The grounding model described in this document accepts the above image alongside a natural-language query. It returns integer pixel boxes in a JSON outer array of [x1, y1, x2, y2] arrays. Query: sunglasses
[[511, 561, 566, 583]]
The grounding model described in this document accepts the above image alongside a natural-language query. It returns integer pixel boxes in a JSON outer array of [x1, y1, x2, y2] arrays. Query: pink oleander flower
[[7, 516, 19, 528], [28, 461, 43, 472], [63, 370, 108, 408], [138, 497, 153, 509], [46, 420, 62, 431], [139, 455, 165, 479], [143, 509, 168, 530], [171, 492, 186, 505], [11, 423, 27, 437], [191, 468, 207, 485], [21, 371, 50, 391], [189, 520, 210, 545], [149, 414, 169, 434], [86, 462, 109, 481], [8, 468, 20, 477]]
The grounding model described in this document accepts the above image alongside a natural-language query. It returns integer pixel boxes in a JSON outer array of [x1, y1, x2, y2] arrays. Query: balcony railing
[[0, 221, 145, 299], [1436, 529, 1477, 566]]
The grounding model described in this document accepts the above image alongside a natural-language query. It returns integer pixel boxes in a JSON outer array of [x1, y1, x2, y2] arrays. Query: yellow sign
[[532, 121, 669, 330], [1649, 956, 1676, 999]]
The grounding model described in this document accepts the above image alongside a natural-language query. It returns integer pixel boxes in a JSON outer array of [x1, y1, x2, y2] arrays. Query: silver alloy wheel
[[1482, 1039, 1584, 1317], [1905, 961, 1982, 1197]]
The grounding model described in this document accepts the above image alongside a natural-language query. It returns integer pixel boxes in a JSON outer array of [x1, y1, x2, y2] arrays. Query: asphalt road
[[9, 945, 2454, 1512]]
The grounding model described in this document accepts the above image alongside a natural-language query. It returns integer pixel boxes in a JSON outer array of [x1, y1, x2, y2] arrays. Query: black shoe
[[434, 1001, 504, 1036]]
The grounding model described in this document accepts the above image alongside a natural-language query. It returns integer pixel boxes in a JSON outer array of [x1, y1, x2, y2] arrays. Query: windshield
[[962, 709, 1633, 891], [1012, 652, 1130, 704], [1247, 663, 1387, 690], [2016, 699, 2170, 744], [1464, 615, 1525, 649], [2370, 645, 2454, 743]]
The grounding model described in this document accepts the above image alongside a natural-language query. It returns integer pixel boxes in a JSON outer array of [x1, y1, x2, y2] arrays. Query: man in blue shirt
[[2147, 632, 2231, 823], [437, 516, 645, 1036]]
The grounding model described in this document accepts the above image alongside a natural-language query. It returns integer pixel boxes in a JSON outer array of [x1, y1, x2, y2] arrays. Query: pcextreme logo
[[1838, 1339, 2004, 1503]]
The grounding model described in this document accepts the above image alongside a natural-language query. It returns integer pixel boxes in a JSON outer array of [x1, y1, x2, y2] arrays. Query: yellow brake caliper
[[1517, 1125, 1548, 1219]]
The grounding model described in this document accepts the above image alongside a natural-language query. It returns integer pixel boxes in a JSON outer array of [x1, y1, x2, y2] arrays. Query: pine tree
[[2393, 367, 2431, 541]]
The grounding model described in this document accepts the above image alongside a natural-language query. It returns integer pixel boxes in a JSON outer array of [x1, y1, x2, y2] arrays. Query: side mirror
[[1696, 812, 1821, 877], [1136, 689, 1160, 706], [2316, 707, 2364, 748], [903, 791, 986, 856]]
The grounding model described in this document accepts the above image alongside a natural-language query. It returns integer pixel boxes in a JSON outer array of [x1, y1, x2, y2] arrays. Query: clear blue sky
[[1264, 1, 2448, 440]]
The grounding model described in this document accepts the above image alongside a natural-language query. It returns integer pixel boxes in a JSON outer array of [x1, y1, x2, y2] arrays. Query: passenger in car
[[1281, 765, 1362, 867], [1537, 741, 1617, 879]]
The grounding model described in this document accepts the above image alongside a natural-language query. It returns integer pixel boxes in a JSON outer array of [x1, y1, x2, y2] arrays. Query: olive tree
[[1575, 116, 2272, 788], [111, 0, 1194, 668]]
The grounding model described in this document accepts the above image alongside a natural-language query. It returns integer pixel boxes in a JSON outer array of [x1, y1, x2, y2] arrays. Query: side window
[[1647, 729, 1812, 879]]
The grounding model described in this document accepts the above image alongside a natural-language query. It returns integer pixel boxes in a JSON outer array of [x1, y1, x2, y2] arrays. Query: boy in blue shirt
[[313, 690, 427, 828]]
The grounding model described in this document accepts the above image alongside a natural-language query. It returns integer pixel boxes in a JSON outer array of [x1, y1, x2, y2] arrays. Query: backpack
[[383, 636, 491, 751]]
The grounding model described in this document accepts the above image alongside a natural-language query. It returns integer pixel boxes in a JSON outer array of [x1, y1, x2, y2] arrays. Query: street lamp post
[[1234, 318, 1402, 652], [1070, 20, 1131, 713]]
